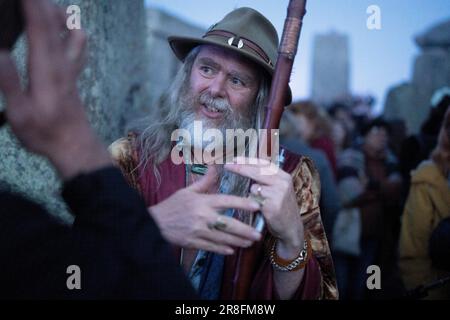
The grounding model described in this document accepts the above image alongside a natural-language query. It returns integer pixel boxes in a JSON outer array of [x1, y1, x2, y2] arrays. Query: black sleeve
[[0, 167, 196, 299], [429, 217, 450, 271], [61, 166, 196, 299], [0, 190, 71, 299]]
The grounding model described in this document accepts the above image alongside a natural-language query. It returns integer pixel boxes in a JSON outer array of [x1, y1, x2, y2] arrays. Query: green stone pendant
[[191, 164, 208, 175]]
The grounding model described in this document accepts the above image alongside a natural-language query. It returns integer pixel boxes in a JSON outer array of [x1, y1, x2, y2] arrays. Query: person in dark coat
[[0, 0, 195, 299]]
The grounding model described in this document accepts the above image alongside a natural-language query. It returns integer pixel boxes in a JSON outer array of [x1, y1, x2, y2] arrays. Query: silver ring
[[251, 185, 266, 209], [256, 185, 263, 197]]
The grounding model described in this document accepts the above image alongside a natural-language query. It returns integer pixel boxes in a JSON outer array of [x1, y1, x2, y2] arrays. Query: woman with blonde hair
[[399, 105, 450, 299]]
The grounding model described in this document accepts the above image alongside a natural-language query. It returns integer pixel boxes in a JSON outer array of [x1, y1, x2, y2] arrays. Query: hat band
[[203, 30, 273, 67]]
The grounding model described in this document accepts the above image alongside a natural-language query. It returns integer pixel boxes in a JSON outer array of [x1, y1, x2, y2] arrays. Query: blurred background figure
[[330, 116, 353, 157], [331, 147, 366, 299], [331, 117, 404, 299], [328, 103, 355, 137], [327, 96, 374, 147], [399, 105, 450, 300], [429, 217, 450, 275], [289, 101, 337, 178], [386, 119, 407, 162], [279, 110, 340, 242], [328, 109, 366, 300], [399, 88, 450, 199], [358, 119, 404, 299]]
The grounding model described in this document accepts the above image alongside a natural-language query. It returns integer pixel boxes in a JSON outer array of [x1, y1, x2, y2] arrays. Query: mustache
[[198, 92, 232, 113], [177, 89, 253, 131]]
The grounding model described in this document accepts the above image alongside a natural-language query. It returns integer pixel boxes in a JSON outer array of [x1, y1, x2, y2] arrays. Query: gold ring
[[208, 216, 227, 231]]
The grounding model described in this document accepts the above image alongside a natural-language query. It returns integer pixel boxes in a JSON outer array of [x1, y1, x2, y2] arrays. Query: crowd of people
[[281, 91, 450, 299]]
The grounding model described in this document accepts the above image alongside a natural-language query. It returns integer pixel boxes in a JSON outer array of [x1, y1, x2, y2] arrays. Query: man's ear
[[0, 0, 24, 50]]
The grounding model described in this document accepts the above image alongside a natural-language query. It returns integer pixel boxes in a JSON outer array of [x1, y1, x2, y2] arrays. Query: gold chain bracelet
[[269, 235, 311, 272]]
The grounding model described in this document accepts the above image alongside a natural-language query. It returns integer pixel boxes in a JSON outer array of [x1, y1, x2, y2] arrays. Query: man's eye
[[200, 66, 213, 74], [231, 77, 245, 87]]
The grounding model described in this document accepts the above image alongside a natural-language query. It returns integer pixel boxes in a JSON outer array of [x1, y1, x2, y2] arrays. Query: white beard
[[177, 90, 254, 155], [179, 113, 210, 150]]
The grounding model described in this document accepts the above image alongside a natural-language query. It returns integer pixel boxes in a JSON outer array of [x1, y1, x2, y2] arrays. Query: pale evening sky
[[145, 0, 450, 114]]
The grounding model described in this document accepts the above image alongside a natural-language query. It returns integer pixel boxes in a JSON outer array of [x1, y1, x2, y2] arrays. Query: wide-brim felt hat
[[168, 7, 292, 105]]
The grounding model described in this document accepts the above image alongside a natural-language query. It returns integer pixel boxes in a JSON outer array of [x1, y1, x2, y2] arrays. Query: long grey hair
[[130, 46, 270, 205]]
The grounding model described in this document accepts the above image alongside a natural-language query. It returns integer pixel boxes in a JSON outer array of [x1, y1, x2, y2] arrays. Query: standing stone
[[415, 20, 450, 49], [384, 19, 450, 134], [0, 0, 151, 221], [145, 8, 204, 111], [311, 31, 350, 107]]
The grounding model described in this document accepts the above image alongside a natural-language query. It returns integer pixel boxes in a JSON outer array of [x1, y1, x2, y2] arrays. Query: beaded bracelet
[[269, 235, 311, 272]]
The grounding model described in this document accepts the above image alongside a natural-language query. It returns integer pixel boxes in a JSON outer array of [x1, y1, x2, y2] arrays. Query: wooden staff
[[230, 0, 308, 300]]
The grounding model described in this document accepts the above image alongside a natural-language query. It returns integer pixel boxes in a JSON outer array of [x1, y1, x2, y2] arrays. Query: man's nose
[[208, 74, 227, 98]]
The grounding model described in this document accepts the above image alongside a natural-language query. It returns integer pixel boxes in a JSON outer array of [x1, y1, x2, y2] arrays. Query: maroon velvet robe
[[110, 136, 338, 300]]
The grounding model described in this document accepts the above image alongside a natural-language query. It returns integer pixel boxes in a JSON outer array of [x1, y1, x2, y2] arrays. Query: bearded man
[[111, 7, 337, 300]]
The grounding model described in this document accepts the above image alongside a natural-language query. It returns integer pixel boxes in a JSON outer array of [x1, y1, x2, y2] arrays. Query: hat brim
[[168, 35, 292, 106]]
